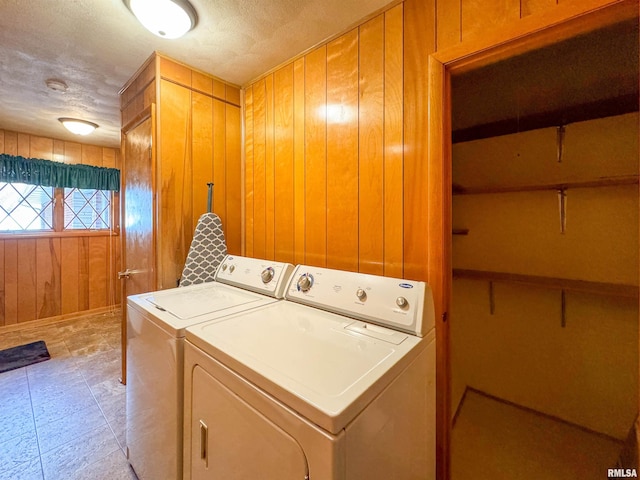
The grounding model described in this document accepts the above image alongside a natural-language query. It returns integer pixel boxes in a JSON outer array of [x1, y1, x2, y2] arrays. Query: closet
[[450, 19, 639, 480]]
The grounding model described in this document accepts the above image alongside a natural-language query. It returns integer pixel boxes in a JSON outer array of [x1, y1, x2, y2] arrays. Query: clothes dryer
[[126, 255, 293, 480], [183, 265, 436, 480]]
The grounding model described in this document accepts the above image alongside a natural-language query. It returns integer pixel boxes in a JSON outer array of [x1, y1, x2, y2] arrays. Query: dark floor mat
[[0, 340, 50, 374]]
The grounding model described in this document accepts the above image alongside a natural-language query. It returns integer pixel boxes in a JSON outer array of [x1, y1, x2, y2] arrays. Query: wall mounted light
[[124, 0, 198, 39], [59, 118, 99, 136]]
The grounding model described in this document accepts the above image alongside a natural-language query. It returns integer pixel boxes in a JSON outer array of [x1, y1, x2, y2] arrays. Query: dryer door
[[191, 365, 309, 480]]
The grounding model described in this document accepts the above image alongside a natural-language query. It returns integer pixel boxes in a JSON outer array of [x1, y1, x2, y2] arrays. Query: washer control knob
[[396, 296, 408, 308], [229, 265, 235, 273], [297, 274, 313, 292], [221, 264, 227, 271], [356, 288, 367, 301], [261, 267, 275, 284]]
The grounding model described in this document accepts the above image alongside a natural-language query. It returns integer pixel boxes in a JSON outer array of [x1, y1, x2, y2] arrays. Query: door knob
[[118, 269, 133, 279]]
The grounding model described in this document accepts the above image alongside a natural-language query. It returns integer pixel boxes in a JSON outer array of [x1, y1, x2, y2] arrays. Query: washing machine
[[126, 255, 294, 480], [183, 265, 436, 480]]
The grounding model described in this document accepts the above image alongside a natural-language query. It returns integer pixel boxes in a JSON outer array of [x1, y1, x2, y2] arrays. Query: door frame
[[426, 1, 639, 478]]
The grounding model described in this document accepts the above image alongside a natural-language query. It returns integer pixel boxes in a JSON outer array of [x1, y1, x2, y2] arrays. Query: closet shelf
[[453, 269, 639, 299], [452, 175, 639, 195]]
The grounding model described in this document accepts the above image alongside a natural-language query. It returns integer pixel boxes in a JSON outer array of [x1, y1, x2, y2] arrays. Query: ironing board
[[179, 212, 227, 287]]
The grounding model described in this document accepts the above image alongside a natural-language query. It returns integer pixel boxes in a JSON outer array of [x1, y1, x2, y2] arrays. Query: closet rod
[[452, 175, 639, 195], [453, 269, 639, 299]]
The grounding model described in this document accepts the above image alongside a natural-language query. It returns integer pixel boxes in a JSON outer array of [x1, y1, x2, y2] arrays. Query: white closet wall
[[451, 112, 639, 440]]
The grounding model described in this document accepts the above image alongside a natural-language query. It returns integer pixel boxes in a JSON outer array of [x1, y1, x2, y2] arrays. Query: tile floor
[[0, 310, 137, 480]]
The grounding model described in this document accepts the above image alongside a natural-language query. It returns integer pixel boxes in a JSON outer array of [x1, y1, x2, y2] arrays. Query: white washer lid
[[127, 282, 277, 336], [186, 301, 425, 433], [146, 284, 261, 319]]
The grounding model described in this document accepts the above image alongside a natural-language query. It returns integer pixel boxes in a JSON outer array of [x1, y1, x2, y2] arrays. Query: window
[[0, 154, 120, 233], [0, 182, 113, 233], [0, 182, 54, 230], [63, 188, 111, 230]]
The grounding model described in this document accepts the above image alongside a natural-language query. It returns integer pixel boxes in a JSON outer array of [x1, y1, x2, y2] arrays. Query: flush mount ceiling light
[[59, 118, 99, 136], [45, 78, 68, 93], [124, 0, 198, 39]]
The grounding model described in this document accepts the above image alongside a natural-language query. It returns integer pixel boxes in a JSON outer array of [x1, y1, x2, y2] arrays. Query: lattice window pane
[[64, 188, 111, 230], [0, 182, 54, 231]]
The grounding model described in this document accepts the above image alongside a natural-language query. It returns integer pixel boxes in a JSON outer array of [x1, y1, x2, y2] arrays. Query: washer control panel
[[215, 255, 294, 298], [286, 265, 434, 336]]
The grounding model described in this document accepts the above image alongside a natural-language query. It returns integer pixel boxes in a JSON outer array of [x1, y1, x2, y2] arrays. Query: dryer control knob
[[356, 288, 367, 301], [261, 267, 275, 284], [297, 274, 313, 292], [396, 296, 408, 308], [221, 264, 227, 271], [229, 265, 235, 273]]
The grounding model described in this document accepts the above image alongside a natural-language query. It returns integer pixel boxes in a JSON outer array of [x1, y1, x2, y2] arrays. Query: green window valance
[[0, 154, 120, 192]]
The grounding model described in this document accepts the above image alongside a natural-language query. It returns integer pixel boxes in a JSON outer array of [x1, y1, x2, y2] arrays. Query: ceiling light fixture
[[124, 0, 198, 39], [45, 78, 68, 93], [58, 118, 99, 136]]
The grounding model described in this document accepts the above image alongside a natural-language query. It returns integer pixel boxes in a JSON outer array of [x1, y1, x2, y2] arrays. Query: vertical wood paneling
[[192, 91, 214, 225], [359, 17, 385, 275], [78, 237, 90, 311], [102, 148, 117, 169], [265, 75, 276, 260], [437, 0, 462, 49], [213, 79, 226, 100], [253, 79, 267, 259], [61, 237, 80, 315], [36, 238, 61, 319], [17, 240, 37, 323], [225, 105, 242, 255], [384, 4, 405, 278], [53, 140, 65, 162], [89, 237, 108, 308], [159, 79, 192, 288], [274, 64, 295, 264], [213, 100, 227, 224], [65, 142, 81, 164], [192, 70, 213, 95], [4, 131, 17, 155], [461, 0, 521, 40], [293, 58, 306, 265], [82, 145, 102, 166], [4, 240, 18, 325], [304, 46, 328, 267], [211, 100, 226, 219], [17, 134, 29, 157], [30, 136, 53, 160], [326, 31, 359, 271], [404, 0, 434, 282], [244, 87, 255, 257], [0, 129, 121, 327], [521, 0, 558, 17]]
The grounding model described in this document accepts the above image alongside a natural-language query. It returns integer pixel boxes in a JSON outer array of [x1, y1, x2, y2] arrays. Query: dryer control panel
[[286, 265, 435, 336], [215, 255, 294, 298]]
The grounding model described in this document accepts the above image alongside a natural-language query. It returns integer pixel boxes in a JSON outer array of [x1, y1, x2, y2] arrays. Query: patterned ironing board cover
[[180, 213, 227, 287]]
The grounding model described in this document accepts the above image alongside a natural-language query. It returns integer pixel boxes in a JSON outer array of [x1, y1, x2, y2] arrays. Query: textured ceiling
[[0, 0, 393, 148]]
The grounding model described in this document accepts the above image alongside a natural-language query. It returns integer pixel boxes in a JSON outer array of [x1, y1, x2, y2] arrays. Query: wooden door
[[120, 113, 155, 384]]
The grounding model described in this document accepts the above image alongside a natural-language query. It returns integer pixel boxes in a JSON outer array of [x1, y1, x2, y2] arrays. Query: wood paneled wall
[[0, 129, 120, 327], [120, 53, 243, 289], [244, 0, 433, 280], [436, 0, 632, 51], [243, 1, 633, 478]]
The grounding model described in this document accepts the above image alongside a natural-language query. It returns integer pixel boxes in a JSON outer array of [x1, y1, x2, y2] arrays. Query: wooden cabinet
[[120, 53, 242, 291]]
